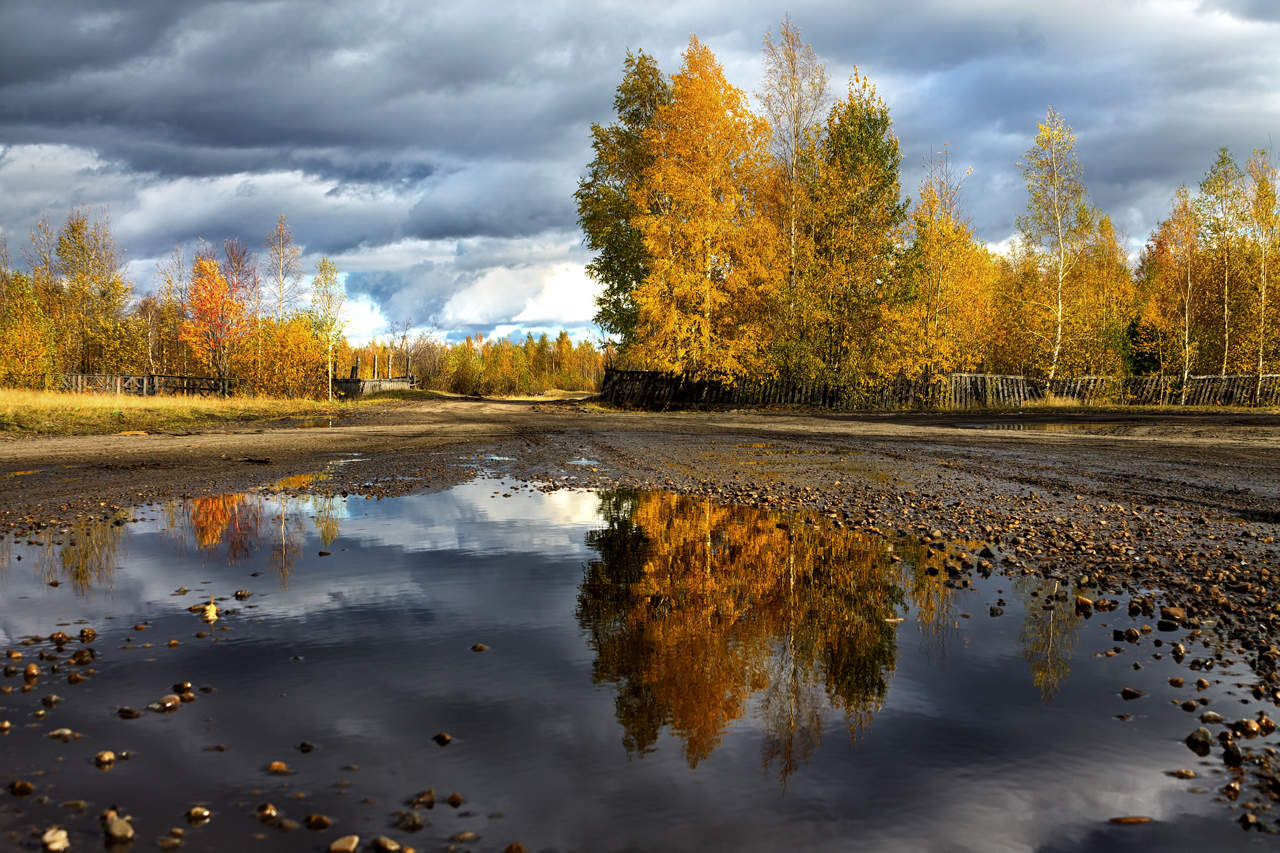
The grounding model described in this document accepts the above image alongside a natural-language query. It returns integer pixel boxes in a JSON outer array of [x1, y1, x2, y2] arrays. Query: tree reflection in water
[[579, 490, 911, 784], [20, 512, 132, 593], [2, 478, 345, 595], [1015, 575, 1079, 700]]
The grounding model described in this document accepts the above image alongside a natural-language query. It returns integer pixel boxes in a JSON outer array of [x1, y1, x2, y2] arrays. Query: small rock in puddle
[[41, 826, 70, 852]]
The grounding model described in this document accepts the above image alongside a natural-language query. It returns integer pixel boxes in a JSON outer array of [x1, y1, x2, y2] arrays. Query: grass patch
[[0, 389, 355, 436], [360, 388, 596, 403]]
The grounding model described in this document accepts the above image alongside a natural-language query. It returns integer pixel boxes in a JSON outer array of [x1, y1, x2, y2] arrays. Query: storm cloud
[[1, 0, 1276, 341]]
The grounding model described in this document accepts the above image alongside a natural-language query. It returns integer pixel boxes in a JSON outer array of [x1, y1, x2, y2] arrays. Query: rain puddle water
[[0, 481, 1270, 851], [954, 422, 1105, 432]]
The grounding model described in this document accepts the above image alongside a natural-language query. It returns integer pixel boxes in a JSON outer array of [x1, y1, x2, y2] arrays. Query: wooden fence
[[600, 369, 1280, 411], [60, 374, 237, 397], [332, 377, 415, 398]]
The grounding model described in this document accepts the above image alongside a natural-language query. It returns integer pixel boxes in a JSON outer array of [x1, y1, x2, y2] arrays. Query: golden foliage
[[579, 490, 902, 778], [629, 37, 779, 379]]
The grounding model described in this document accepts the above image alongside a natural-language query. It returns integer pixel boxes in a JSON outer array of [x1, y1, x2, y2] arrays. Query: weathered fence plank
[[600, 369, 1280, 412], [60, 374, 236, 396]]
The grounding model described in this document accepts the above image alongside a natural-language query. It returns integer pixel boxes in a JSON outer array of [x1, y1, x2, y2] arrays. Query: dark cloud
[[1, 1, 1277, 339]]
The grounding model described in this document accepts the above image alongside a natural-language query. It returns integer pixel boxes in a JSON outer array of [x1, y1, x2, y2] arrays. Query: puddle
[[291, 418, 335, 429], [567, 458, 600, 466], [0, 482, 1270, 850], [955, 422, 1105, 432]]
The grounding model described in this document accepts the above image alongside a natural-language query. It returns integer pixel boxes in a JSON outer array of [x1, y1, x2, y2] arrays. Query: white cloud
[[436, 259, 599, 332], [342, 292, 390, 345]]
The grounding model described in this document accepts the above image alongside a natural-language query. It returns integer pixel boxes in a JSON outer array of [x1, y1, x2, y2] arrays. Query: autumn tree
[[28, 210, 132, 374], [1018, 107, 1092, 380], [222, 238, 263, 381], [264, 214, 302, 320], [630, 37, 778, 378], [798, 71, 910, 382], [1198, 148, 1246, 375], [760, 15, 827, 364], [0, 271, 57, 388], [1246, 149, 1278, 396], [310, 257, 346, 400], [908, 147, 990, 372], [150, 246, 193, 375], [1137, 187, 1200, 401], [1063, 215, 1136, 375], [576, 50, 670, 349], [180, 257, 247, 381]]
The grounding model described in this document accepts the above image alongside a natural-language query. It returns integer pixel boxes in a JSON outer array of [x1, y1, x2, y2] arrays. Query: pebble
[[118, 707, 141, 719], [10, 779, 34, 796], [186, 806, 211, 825], [47, 728, 76, 743], [1223, 742, 1244, 767], [304, 814, 332, 830], [450, 831, 477, 843], [41, 826, 70, 852], [101, 809, 134, 842], [1236, 719, 1261, 738], [471, 643, 488, 652], [432, 732, 452, 746], [503, 845, 526, 853], [255, 803, 278, 821], [1168, 769, 1197, 779], [328, 836, 359, 853], [95, 750, 116, 767], [1186, 727, 1213, 756], [266, 760, 291, 775], [156, 837, 181, 851], [371, 836, 402, 852], [396, 811, 426, 831], [446, 793, 464, 808], [1108, 816, 1151, 824], [1120, 687, 1145, 701], [153, 694, 181, 712]]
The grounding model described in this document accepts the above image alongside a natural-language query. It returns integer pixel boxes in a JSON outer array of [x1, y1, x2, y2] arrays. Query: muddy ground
[[4, 397, 1280, 825], [2, 398, 1277, 532]]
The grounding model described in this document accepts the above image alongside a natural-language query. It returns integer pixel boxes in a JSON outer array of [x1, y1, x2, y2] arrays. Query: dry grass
[[0, 389, 351, 436], [362, 388, 595, 402]]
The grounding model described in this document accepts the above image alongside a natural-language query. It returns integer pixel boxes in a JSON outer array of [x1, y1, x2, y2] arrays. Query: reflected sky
[[0, 480, 1270, 852]]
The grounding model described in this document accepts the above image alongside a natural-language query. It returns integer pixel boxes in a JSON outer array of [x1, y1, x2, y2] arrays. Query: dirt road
[[2, 398, 1278, 528]]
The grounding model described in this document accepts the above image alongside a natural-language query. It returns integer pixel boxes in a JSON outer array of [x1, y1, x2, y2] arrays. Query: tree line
[[0, 212, 604, 397], [577, 19, 1280, 389]]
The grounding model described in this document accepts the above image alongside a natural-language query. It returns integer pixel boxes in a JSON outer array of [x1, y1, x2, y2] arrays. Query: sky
[[1, 0, 1277, 345]]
